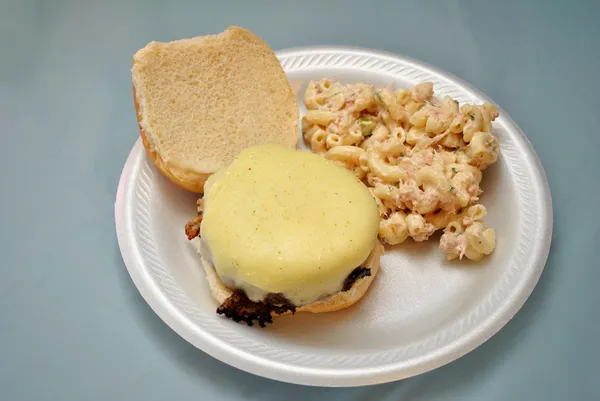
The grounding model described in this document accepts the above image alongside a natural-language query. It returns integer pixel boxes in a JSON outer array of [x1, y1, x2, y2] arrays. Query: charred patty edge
[[216, 265, 371, 327], [216, 291, 296, 328]]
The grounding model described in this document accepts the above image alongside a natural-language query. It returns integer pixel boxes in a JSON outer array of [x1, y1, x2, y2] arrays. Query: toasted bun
[[196, 240, 383, 315], [132, 26, 299, 193]]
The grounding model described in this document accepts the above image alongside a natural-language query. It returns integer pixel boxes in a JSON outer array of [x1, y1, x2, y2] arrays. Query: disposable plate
[[115, 47, 552, 386]]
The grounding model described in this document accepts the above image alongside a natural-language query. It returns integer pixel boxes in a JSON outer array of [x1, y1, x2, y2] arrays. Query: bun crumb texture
[[131, 26, 299, 193]]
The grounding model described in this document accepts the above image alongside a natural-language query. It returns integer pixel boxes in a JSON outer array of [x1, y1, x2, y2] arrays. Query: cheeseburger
[[185, 144, 382, 327]]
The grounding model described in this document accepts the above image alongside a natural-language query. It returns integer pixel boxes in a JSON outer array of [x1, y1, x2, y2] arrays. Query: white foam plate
[[115, 47, 552, 387]]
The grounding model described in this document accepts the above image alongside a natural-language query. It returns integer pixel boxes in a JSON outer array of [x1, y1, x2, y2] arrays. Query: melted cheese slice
[[200, 144, 379, 305]]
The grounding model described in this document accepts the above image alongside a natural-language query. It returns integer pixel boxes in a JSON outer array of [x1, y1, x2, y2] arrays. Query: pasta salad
[[302, 79, 500, 261]]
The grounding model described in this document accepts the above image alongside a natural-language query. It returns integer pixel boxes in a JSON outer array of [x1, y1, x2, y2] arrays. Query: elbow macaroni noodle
[[303, 79, 501, 261]]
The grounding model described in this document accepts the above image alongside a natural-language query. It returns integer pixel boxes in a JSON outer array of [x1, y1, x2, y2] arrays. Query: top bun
[[131, 26, 299, 193]]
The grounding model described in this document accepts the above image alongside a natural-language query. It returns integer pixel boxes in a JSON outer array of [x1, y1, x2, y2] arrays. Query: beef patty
[[216, 266, 371, 327], [185, 208, 372, 327]]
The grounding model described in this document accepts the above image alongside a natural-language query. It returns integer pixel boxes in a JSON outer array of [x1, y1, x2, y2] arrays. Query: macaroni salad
[[302, 79, 500, 261]]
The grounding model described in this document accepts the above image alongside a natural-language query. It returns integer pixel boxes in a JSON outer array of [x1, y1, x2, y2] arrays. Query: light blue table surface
[[2, 0, 599, 400]]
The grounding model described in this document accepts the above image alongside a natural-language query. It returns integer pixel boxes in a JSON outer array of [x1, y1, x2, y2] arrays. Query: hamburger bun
[[131, 26, 299, 193]]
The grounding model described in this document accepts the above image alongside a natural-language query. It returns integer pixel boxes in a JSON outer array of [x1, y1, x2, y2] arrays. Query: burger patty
[[185, 209, 372, 327], [342, 266, 371, 291], [216, 266, 371, 327], [185, 216, 202, 240], [185, 199, 204, 240], [216, 291, 296, 328]]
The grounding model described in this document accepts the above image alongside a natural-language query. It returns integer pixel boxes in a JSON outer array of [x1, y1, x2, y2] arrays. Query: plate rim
[[115, 46, 553, 387]]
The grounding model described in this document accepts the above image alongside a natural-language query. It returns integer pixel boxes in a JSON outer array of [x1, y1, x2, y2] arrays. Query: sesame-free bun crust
[[132, 26, 299, 193], [197, 241, 383, 315]]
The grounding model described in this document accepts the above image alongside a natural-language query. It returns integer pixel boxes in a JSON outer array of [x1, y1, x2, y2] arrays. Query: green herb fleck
[[453, 99, 459, 105], [449, 187, 455, 192], [375, 91, 382, 102], [451, 167, 457, 174], [468, 112, 475, 120], [399, 152, 404, 157]]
